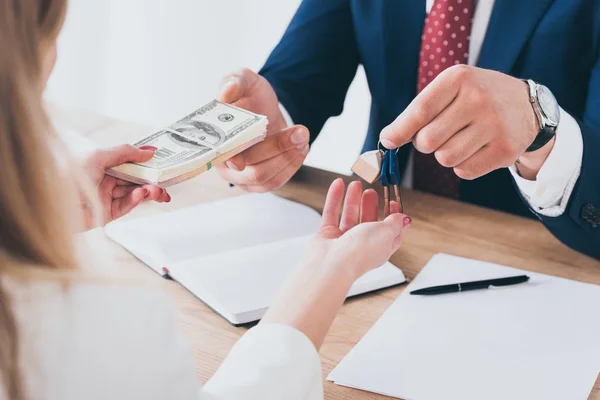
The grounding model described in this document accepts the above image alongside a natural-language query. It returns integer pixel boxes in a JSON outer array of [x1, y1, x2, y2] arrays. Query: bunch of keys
[[351, 143, 404, 217]]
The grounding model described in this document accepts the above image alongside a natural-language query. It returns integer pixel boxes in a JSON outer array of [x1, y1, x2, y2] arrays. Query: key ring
[[378, 140, 404, 216], [377, 140, 400, 154]]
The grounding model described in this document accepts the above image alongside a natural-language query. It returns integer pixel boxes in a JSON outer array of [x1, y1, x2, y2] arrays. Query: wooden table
[[52, 105, 600, 399]]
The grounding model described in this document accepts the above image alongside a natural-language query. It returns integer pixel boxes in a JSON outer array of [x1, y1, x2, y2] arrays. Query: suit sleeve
[[532, 55, 600, 260], [259, 0, 360, 142]]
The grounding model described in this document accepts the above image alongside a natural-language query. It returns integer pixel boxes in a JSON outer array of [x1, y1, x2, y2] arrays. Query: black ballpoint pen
[[410, 275, 530, 295]]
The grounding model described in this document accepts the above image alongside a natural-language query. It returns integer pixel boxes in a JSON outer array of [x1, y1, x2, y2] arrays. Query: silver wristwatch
[[523, 79, 560, 152]]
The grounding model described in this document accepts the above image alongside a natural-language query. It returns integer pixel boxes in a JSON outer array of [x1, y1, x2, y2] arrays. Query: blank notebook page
[[171, 236, 313, 317], [105, 193, 322, 270], [170, 235, 405, 322], [328, 254, 600, 400]]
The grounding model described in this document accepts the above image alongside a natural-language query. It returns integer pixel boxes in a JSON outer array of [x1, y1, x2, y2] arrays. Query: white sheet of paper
[[105, 194, 322, 273], [170, 235, 406, 323], [328, 254, 600, 400]]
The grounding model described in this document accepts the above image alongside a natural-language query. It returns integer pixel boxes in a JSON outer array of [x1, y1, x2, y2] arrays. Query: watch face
[[537, 85, 560, 126]]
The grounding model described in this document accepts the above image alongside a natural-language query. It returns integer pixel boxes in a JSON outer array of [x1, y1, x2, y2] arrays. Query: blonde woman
[[0, 1, 411, 399]]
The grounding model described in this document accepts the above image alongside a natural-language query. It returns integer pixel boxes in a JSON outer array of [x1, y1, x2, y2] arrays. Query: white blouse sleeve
[[201, 323, 324, 400], [16, 282, 323, 400], [81, 287, 202, 400], [15, 283, 202, 400]]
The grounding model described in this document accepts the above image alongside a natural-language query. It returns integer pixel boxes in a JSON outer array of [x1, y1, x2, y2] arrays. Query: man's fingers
[[218, 145, 308, 187], [95, 144, 156, 169], [242, 126, 309, 166], [321, 178, 346, 228], [218, 68, 259, 104], [112, 187, 147, 220], [380, 66, 462, 149], [360, 189, 379, 223], [222, 125, 309, 172], [219, 79, 243, 104], [236, 151, 307, 193], [412, 100, 472, 154], [339, 181, 363, 233], [453, 144, 502, 181], [434, 125, 491, 168]]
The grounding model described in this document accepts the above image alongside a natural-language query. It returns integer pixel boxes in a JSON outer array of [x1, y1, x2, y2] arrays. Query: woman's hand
[[82, 145, 171, 228], [261, 178, 411, 349], [312, 178, 410, 280]]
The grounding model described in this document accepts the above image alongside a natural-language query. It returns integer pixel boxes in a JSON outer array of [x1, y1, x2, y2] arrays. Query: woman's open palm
[[310, 178, 411, 278]]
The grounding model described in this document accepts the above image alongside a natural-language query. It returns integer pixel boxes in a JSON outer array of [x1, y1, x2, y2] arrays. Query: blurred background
[[45, 0, 371, 175]]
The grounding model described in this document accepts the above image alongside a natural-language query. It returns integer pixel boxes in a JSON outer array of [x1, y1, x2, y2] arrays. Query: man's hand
[[83, 145, 170, 228], [380, 65, 554, 181], [216, 68, 310, 192]]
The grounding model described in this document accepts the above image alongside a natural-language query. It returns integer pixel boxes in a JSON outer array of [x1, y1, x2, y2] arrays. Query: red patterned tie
[[413, 0, 474, 199]]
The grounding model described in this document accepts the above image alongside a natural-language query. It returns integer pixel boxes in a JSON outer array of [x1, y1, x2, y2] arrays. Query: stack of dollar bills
[[108, 100, 268, 186]]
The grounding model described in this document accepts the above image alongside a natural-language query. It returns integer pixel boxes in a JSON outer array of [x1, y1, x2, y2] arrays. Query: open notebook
[[105, 194, 406, 325]]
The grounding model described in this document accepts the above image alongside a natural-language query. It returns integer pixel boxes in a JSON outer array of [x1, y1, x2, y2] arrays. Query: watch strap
[[523, 79, 557, 152], [526, 127, 556, 152]]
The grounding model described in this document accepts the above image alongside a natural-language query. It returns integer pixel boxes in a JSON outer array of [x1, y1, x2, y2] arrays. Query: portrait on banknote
[[168, 120, 225, 148], [107, 100, 268, 186]]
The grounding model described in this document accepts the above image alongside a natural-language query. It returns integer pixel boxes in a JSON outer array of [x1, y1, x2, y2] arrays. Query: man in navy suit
[[216, 0, 600, 260]]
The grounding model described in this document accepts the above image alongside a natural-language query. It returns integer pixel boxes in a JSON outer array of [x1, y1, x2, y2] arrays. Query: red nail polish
[[140, 145, 158, 151], [403, 216, 412, 228], [161, 267, 173, 280]]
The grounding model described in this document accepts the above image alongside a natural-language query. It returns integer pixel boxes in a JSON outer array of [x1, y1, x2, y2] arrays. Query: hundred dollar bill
[[107, 100, 268, 186]]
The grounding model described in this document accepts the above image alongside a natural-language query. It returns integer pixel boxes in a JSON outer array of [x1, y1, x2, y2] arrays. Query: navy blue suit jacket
[[259, 0, 600, 260]]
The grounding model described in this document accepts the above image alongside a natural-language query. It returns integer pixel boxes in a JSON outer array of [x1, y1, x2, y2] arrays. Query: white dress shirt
[[280, 0, 583, 217], [8, 279, 322, 400]]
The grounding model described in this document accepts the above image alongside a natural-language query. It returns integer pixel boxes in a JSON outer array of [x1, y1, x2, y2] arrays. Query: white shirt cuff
[[279, 103, 294, 127], [202, 323, 323, 400], [509, 107, 583, 217]]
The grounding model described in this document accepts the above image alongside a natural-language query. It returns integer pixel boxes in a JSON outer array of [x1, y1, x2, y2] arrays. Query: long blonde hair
[[0, 1, 88, 398]]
